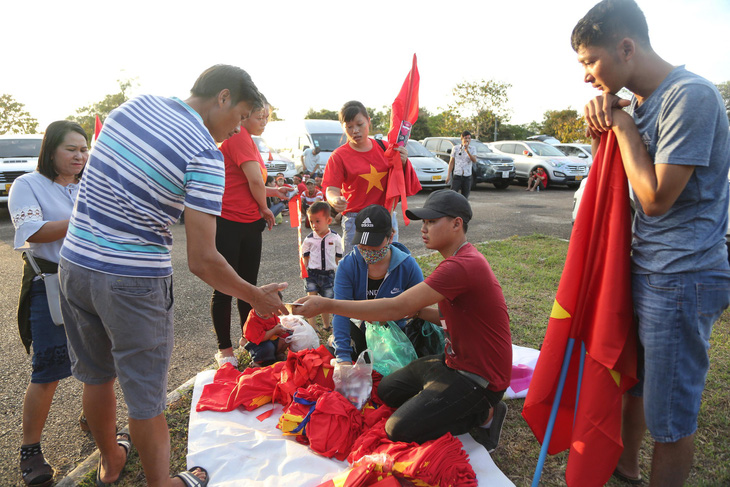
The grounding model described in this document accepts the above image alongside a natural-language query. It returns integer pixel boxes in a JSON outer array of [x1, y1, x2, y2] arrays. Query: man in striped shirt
[[59, 65, 288, 487]]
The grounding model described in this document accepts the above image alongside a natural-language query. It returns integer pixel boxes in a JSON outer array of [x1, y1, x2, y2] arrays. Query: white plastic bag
[[333, 350, 373, 410], [282, 315, 320, 351]]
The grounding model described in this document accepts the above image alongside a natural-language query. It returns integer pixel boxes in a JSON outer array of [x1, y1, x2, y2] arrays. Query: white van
[[0, 134, 44, 205], [264, 120, 346, 173]]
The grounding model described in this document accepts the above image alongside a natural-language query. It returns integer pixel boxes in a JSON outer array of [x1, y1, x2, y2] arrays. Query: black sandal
[[95, 432, 131, 486], [20, 449, 53, 487]]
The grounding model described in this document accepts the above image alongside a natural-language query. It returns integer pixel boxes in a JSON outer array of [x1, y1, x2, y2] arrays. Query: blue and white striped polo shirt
[[61, 95, 224, 277]]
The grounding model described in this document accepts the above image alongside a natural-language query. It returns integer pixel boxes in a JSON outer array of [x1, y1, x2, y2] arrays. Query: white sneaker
[[215, 352, 238, 368]]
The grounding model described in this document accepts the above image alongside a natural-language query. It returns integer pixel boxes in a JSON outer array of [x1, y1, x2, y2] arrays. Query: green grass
[[78, 235, 730, 486]]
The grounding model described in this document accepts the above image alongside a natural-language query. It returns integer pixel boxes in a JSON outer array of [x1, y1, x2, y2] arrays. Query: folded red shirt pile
[[348, 419, 477, 487]]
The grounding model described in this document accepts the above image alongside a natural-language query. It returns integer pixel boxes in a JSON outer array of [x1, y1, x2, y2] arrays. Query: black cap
[[354, 205, 392, 247], [405, 189, 472, 223]]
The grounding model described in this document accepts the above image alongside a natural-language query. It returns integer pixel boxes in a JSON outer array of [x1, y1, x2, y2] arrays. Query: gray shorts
[[59, 258, 174, 420]]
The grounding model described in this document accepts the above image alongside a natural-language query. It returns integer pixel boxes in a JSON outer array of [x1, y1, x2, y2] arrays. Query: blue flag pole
[[573, 341, 586, 428], [531, 337, 577, 487]]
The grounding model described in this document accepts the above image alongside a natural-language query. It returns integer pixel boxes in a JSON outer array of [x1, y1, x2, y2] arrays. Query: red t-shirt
[[297, 182, 307, 194], [243, 309, 280, 345], [322, 139, 392, 215], [425, 243, 512, 391], [219, 128, 267, 223]]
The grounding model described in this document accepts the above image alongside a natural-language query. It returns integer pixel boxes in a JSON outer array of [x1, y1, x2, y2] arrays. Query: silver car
[[489, 140, 589, 188], [555, 143, 594, 168], [406, 140, 449, 189]]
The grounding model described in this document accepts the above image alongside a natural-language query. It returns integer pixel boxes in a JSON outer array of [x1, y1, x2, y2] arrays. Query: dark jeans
[[450, 174, 471, 199], [211, 217, 266, 350], [378, 354, 502, 443]]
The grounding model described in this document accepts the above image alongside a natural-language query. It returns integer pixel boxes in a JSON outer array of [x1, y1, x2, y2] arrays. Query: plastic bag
[[333, 350, 373, 410], [404, 317, 446, 358], [282, 315, 320, 351], [365, 321, 418, 376]]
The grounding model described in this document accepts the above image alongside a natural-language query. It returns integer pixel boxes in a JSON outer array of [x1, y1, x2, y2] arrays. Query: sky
[[4, 0, 729, 133]]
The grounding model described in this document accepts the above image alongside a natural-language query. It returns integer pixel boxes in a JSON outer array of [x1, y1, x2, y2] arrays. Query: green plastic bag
[[365, 321, 418, 376]]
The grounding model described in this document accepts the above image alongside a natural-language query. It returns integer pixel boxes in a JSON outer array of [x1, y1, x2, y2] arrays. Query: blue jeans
[[304, 269, 335, 298], [29, 279, 72, 384], [630, 270, 730, 442]]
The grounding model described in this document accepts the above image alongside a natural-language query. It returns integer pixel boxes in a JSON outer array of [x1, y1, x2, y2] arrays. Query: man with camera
[[446, 131, 478, 199]]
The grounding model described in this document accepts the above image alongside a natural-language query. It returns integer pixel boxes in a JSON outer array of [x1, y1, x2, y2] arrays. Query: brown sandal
[[20, 449, 53, 487]]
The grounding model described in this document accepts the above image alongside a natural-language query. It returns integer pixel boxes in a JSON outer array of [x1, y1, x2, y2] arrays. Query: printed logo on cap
[[361, 217, 374, 228]]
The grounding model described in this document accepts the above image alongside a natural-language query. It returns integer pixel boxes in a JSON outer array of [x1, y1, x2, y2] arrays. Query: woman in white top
[[9, 120, 88, 487]]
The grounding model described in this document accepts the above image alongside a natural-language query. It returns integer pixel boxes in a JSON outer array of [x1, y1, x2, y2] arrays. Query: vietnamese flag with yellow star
[[383, 54, 422, 223], [521, 131, 638, 486]]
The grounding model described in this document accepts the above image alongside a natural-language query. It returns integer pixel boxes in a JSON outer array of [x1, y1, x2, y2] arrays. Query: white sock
[[480, 418, 493, 429]]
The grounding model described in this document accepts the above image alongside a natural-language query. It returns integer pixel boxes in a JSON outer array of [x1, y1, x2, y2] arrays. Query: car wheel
[[493, 180, 510, 189]]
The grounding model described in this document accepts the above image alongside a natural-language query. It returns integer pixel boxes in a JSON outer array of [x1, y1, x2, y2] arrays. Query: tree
[[305, 108, 338, 120], [448, 79, 512, 140], [716, 81, 730, 122], [541, 108, 588, 143], [67, 79, 135, 138], [497, 123, 536, 141], [0, 94, 39, 134], [427, 109, 464, 137], [410, 108, 432, 141]]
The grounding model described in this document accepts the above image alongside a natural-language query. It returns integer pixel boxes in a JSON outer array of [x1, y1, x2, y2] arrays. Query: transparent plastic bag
[[365, 321, 418, 376], [333, 350, 373, 410], [282, 315, 320, 351]]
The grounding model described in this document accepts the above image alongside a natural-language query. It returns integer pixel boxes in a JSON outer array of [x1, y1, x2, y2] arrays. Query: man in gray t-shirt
[[572, 1, 730, 486]]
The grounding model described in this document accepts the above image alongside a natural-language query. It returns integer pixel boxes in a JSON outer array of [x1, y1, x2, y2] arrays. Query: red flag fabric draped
[[521, 131, 638, 486], [383, 54, 422, 223], [288, 194, 308, 278]]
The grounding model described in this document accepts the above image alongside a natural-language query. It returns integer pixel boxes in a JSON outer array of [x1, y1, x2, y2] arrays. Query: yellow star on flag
[[359, 165, 387, 193]]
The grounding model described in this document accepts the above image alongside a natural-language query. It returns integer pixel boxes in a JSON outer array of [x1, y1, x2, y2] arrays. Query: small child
[[301, 201, 343, 332], [300, 179, 324, 228], [242, 297, 291, 367]]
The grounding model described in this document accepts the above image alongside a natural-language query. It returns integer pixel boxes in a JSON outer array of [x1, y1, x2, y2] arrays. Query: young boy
[[295, 190, 512, 452], [573, 1, 730, 484], [242, 303, 290, 367], [300, 201, 343, 331]]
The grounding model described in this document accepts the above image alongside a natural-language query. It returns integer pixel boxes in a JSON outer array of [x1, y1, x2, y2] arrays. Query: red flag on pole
[[93, 115, 103, 144], [522, 131, 638, 486], [289, 194, 308, 279], [383, 54, 422, 223]]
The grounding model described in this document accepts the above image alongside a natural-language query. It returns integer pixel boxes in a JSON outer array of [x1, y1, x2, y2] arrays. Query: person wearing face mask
[[330, 204, 423, 364]]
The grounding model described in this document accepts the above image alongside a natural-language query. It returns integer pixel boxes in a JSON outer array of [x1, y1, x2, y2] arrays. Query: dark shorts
[[304, 269, 335, 298], [29, 279, 72, 384], [59, 258, 174, 420]]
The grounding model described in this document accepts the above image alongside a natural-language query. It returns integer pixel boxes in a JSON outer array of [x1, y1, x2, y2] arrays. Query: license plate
[[575, 176, 583, 181], [4, 183, 11, 192], [431, 175, 442, 181], [501, 171, 509, 178]]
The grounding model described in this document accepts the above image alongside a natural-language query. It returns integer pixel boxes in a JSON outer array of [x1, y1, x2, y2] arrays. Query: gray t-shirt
[[630, 66, 730, 274]]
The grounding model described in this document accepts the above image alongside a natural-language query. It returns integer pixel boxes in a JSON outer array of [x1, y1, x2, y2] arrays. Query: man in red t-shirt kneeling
[[295, 190, 512, 451]]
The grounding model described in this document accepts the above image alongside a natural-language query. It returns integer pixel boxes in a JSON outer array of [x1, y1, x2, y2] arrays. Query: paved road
[[0, 183, 575, 485]]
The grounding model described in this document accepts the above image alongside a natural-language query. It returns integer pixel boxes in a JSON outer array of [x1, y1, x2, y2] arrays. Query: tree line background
[[2, 79, 730, 145]]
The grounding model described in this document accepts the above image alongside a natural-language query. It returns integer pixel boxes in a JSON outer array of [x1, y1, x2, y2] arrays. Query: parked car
[[527, 134, 561, 145], [405, 139, 448, 189], [0, 134, 43, 206], [252, 136, 298, 179], [421, 136, 515, 189], [488, 140, 588, 188], [555, 143, 594, 168]]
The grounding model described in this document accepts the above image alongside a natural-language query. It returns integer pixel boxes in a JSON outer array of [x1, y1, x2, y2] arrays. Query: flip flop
[[174, 466, 209, 487], [612, 467, 644, 485], [95, 432, 131, 487]]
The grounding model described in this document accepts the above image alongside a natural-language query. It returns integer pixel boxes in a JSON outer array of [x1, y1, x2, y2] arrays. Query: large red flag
[[521, 131, 638, 486], [383, 54, 422, 223]]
